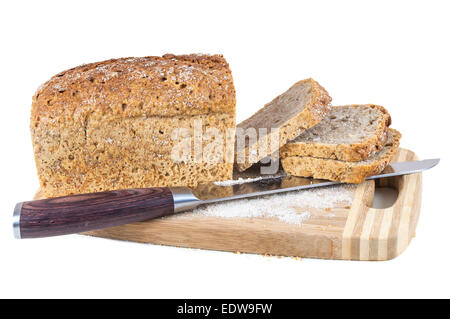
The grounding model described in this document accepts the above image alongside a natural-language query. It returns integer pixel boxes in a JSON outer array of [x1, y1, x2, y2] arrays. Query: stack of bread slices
[[236, 78, 401, 183]]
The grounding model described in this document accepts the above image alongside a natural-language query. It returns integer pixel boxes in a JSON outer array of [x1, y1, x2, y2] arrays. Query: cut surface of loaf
[[281, 129, 401, 183], [31, 54, 236, 197], [235, 78, 332, 171], [281, 104, 391, 162]]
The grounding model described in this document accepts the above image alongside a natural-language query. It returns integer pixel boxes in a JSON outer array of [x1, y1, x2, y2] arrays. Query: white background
[[0, 0, 449, 298]]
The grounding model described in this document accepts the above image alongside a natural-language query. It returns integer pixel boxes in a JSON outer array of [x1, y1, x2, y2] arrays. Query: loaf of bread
[[280, 104, 391, 162], [31, 54, 236, 197], [235, 78, 332, 171], [281, 128, 401, 183]]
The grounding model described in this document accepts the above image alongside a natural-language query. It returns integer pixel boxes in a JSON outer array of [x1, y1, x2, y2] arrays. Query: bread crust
[[31, 54, 235, 126], [31, 54, 236, 197], [236, 78, 332, 171], [281, 128, 401, 183], [280, 104, 392, 162]]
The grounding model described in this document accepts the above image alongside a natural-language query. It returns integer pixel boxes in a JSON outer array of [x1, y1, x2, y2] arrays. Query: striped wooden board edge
[[342, 148, 422, 260]]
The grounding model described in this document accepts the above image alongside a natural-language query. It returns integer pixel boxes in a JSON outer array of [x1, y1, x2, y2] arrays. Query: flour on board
[[175, 184, 356, 225]]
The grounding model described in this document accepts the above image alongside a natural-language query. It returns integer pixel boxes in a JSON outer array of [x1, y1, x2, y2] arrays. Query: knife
[[13, 158, 439, 239]]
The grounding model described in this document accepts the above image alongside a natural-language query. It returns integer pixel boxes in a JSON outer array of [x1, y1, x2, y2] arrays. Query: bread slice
[[280, 104, 391, 162], [235, 78, 331, 171], [281, 128, 401, 183]]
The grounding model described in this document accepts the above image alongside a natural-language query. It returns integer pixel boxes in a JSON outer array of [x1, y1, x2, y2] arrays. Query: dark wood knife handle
[[14, 187, 174, 239]]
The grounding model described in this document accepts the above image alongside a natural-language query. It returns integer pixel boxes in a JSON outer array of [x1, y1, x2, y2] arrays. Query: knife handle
[[13, 187, 200, 239]]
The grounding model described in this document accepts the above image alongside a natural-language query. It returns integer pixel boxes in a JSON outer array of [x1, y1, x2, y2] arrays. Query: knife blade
[[195, 158, 440, 203], [13, 158, 439, 239]]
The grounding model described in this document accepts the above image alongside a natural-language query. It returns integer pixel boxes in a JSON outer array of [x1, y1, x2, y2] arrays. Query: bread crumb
[[214, 177, 262, 186]]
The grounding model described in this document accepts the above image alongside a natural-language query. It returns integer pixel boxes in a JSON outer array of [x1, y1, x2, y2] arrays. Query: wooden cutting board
[[36, 148, 422, 260]]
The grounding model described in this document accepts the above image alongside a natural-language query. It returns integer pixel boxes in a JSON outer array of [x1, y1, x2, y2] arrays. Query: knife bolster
[[170, 187, 201, 213]]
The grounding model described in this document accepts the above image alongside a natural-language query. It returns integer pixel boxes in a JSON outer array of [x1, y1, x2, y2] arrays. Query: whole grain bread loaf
[[235, 78, 332, 171], [31, 54, 236, 197], [281, 128, 401, 183], [280, 104, 391, 162]]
